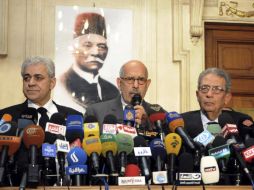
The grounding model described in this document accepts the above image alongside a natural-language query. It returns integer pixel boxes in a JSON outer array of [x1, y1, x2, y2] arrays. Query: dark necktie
[[37, 107, 49, 129]]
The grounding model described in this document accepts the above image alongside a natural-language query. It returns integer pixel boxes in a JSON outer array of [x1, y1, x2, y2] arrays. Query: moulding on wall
[[0, 0, 8, 55], [172, 0, 191, 112], [190, 0, 204, 44]]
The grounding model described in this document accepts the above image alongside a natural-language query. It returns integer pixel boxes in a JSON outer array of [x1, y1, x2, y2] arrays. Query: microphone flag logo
[[70, 151, 79, 163]]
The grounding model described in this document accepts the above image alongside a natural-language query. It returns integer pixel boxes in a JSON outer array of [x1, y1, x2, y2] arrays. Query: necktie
[[37, 107, 49, 129]]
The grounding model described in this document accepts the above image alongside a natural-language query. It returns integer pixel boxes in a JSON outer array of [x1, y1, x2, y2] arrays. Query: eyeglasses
[[120, 77, 147, 85], [198, 85, 225, 94]]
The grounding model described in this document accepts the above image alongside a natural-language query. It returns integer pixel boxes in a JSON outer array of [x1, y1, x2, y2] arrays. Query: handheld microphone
[[100, 134, 118, 175], [66, 147, 88, 186], [131, 93, 142, 130], [166, 112, 196, 150], [115, 133, 134, 176], [102, 114, 117, 135], [23, 124, 45, 184], [66, 115, 84, 144], [83, 115, 100, 138], [82, 136, 102, 174], [164, 133, 182, 184], [149, 112, 166, 141], [0, 114, 12, 126], [200, 156, 220, 184], [0, 121, 21, 184], [133, 136, 151, 180]]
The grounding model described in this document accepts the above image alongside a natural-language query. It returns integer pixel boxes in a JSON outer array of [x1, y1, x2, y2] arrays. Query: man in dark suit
[[0, 56, 81, 186], [181, 67, 253, 138], [85, 60, 166, 133], [55, 12, 119, 114]]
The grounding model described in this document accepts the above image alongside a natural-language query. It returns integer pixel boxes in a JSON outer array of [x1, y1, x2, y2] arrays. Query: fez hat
[[73, 12, 107, 39]]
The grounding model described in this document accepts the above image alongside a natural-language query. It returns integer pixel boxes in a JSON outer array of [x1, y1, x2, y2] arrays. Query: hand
[[134, 105, 148, 125]]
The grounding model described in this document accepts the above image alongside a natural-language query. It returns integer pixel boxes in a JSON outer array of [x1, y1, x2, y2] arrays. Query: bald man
[[85, 60, 166, 133]]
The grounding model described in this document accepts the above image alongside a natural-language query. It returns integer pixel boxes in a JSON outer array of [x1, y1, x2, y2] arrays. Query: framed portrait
[[53, 6, 133, 113]]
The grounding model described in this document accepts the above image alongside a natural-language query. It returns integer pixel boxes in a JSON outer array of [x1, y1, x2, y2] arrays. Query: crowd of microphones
[[0, 101, 254, 188]]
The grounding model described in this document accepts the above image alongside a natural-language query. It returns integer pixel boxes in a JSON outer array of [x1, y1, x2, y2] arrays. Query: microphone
[[0, 121, 21, 184], [149, 138, 166, 171], [115, 133, 134, 176], [20, 107, 38, 124], [149, 112, 166, 141], [125, 164, 140, 176], [83, 115, 100, 138], [193, 129, 215, 147], [66, 115, 84, 144], [102, 114, 117, 135], [176, 152, 201, 185], [241, 138, 254, 163], [100, 134, 118, 175], [208, 136, 230, 172], [219, 112, 253, 184], [23, 124, 45, 184], [133, 136, 151, 180], [66, 147, 88, 186], [131, 93, 142, 130], [237, 117, 254, 142], [123, 105, 136, 127], [164, 133, 182, 184], [0, 114, 12, 126], [82, 136, 102, 174], [166, 112, 196, 150], [207, 122, 222, 136], [200, 156, 220, 184]]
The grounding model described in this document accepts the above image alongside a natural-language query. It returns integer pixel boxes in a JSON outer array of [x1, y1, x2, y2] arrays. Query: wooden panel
[[205, 22, 254, 116]]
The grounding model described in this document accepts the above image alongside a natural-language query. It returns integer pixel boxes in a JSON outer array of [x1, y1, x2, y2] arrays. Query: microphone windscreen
[[115, 133, 134, 155], [0, 113, 12, 123], [0, 135, 21, 156], [125, 164, 140, 176], [0, 121, 18, 136], [164, 133, 182, 155], [212, 136, 227, 147], [84, 115, 98, 123], [82, 136, 102, 156], [200, 156, 220, 184], [149, 138, 166, 160], [166, 112, 185, 133], [149, 112, 166, 123], [20, 108, 37, 123], [207, 123, 221, 136], [100, 134, 117, 157], [131, 94, 142, 106], [178, 152, 194, 172], [218, 111, 235, 127], [103, 114, 117, 124], [44, 132, 57, 144], [23, 124, 45, 148], [133, 136, 147, 147], [50, 113, 66, 125], [66, 147, 87, 166], [245, 138, 254, 148], [66, 115, 84, 143]]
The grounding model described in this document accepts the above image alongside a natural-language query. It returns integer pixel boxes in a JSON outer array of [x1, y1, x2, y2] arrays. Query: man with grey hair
[[181, 67, 253, 139], [0, 56, 81, 186]]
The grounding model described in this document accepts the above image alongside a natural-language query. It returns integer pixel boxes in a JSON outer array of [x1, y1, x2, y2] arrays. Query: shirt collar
[[200, 110, 218, 129], [72, 63, 99, 84], [27, 99, 58, 118]]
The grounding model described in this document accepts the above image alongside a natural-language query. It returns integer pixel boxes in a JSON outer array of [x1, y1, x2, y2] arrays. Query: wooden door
[[205, 22, 254, 118]]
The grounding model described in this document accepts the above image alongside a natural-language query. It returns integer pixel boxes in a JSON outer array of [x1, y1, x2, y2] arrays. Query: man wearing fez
[[57, 12, 119, 113]]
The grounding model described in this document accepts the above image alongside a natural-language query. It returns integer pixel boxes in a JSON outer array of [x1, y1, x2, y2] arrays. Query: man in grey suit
[[85, 59, 166, 133]]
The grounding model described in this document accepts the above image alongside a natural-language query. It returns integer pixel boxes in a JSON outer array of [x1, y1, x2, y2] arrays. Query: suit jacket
[[85, 95, 166, 132], [181, 110, 253, 139], [60, 68, 120, 108]]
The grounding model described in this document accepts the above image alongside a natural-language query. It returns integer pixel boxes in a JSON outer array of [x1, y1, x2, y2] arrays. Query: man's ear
[[224, 92, 232, 105], [116, 77, 121, 90], [50, 77, 56, 90]]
